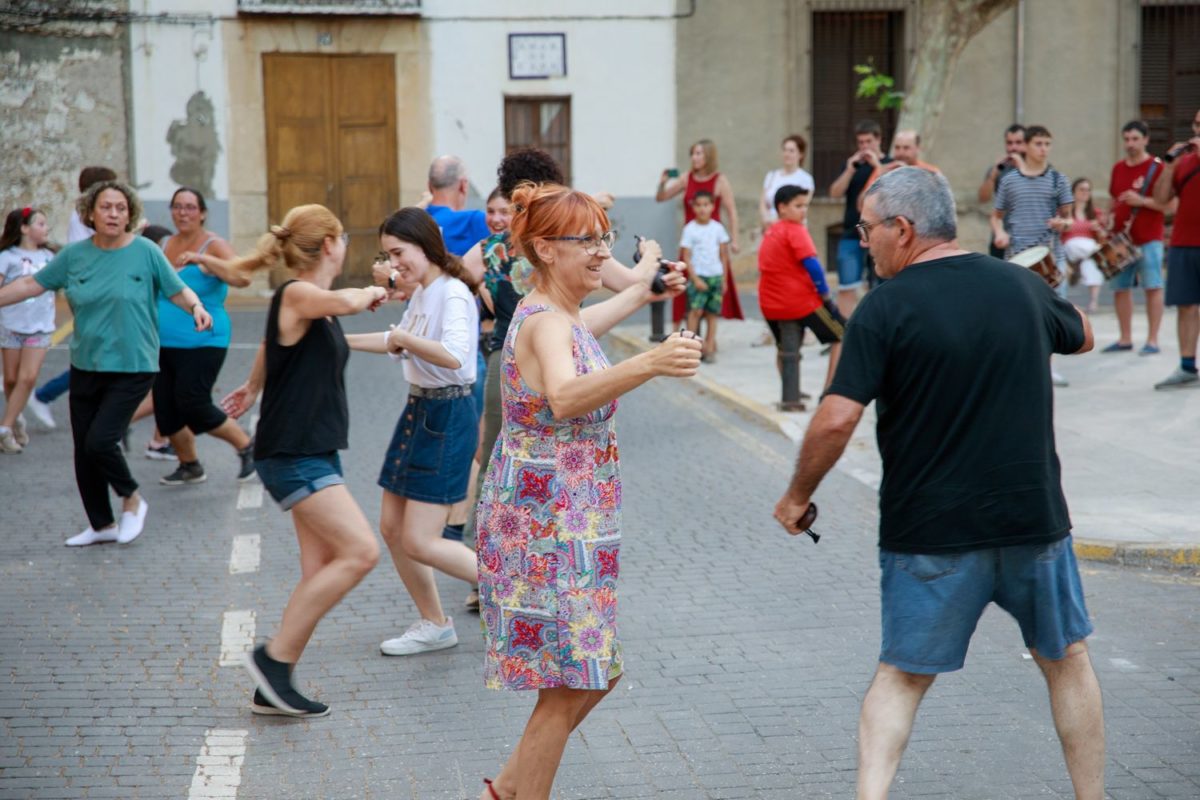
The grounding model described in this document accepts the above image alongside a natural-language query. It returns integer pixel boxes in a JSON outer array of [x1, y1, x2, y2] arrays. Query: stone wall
[[0, 3, 130, 244]]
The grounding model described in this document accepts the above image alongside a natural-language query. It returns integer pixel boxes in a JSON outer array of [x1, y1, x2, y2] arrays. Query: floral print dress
[[477, 303, 622, 691]]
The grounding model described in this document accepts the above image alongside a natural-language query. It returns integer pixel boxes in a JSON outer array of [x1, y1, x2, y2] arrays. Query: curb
[[607, 329, 1200, 573]]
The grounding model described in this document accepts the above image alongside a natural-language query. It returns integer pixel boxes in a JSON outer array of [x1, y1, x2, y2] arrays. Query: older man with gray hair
[[425, 155, 490, 256], [773, 167, 1104, 800]]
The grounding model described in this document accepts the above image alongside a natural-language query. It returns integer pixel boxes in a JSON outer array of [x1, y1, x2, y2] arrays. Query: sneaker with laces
[[1154, 368, 1200, 390], [27, 396, 55, 429], [13, 415, 29, 446], [160, 461, 207, 486], [145, 442, 178, 461], [380, 617, 458, 656], [243, 644, 330, 718], [237, 439, 255, 482], [0, 428, 21, 454], [65, 526, 119, 547]]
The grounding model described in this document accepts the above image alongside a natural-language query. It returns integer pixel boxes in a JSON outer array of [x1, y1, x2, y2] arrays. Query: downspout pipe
[[1015, 0, 1025, 122]]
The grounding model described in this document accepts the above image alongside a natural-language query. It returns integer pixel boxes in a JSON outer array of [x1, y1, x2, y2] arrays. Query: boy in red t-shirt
[[758, 185, 846, 391]]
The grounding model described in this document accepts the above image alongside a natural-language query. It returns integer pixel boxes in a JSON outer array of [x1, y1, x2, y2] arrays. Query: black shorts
[[153, 346, 229, 437], [767, 302, 846, 347], [1165, 246, 1200, 307]]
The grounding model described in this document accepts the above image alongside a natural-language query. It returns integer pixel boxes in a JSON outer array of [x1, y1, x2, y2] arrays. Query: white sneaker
[[380, 617, 458, 656], [117, 498, 149, 544], [27, 397, 55, 429], [0, 427, 21, 454], [13, 415, 29, 446], [65, 526, 119, 546]]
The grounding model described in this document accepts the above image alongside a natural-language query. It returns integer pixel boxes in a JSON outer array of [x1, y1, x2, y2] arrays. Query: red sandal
[[483, 778, 501, 800]]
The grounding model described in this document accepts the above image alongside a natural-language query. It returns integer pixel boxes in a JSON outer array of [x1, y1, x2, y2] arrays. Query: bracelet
[[383, 330, 391, 350]]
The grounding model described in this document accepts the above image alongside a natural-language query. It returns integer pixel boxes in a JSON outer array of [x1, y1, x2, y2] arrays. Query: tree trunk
[[897, 0, 1018, 150]]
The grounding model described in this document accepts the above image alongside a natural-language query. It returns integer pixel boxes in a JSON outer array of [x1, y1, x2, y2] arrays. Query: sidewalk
[[611, 300, 1200, 569]]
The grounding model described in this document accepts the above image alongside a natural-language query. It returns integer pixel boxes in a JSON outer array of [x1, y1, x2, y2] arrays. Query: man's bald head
[[891, 130, 921, 166], [428, 155, 466, 190]]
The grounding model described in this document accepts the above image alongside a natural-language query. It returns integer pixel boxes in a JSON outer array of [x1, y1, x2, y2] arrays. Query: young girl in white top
[[346, 207, 481, 656], [0, 208, 57, 453]]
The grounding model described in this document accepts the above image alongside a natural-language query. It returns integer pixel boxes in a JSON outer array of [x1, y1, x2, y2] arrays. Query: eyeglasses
[[170, 204, 200, 212], [856, 216, 903, 243], [547, 230, 617, 255]]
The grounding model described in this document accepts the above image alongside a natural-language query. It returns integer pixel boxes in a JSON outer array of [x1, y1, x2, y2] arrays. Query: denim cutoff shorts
[[1110, 239, 1164, 291], [837, 236, 868, 289], [255, 452, 345, 511], [878, 535, 1092, 674], [378, 392, 478, 505]]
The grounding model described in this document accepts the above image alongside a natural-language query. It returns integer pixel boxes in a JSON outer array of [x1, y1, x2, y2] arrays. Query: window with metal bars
[[504, 97, 572, 186], [810, 10, 905, 193], [1140, 3, 1200, 150]]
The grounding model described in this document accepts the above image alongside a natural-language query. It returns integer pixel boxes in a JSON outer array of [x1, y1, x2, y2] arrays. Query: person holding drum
[[991, 125, 1073, 386], [1103, 120, 1171, 355]]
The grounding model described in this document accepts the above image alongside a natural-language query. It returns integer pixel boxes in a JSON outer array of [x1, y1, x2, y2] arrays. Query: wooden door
[[263, 54, 398, 285]]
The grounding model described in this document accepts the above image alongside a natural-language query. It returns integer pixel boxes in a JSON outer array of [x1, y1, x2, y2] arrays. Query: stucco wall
[[0, 22, 130, 244]]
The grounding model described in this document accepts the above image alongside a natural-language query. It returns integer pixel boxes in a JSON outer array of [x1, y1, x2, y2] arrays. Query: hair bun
[[270, 225, 291, 241]]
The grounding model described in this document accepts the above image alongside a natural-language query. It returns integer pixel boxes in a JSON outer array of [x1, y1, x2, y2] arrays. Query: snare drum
[[1093, 232, 1142, 280], [1008, 246, 1063, 289]]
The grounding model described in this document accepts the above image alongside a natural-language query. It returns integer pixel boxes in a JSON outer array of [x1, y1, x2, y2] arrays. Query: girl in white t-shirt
[[760, 134, 816, 230], [0, 207, 57, 453], [347, 207, 481, 657]]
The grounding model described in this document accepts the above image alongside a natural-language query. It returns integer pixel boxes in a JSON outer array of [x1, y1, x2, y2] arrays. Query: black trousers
[[69, 369, 155, 530], [153, 346, 229, 437]]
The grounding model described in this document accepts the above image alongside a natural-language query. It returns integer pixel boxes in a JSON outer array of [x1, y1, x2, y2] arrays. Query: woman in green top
[[0, 180, 212, 546]]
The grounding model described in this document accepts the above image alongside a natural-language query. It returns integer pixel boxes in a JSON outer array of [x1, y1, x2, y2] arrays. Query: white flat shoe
[[65, 526, 119, 547], [117, 499, 148, 544]]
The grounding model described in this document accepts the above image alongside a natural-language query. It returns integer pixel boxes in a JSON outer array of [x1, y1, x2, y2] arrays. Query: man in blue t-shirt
[[424, 155, 490, 257], [772, 167, 1104, 800]]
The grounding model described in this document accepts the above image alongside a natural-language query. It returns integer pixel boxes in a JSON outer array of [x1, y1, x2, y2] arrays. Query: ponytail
[[378, 207, 480, 294], [231, 204, 342, 274]]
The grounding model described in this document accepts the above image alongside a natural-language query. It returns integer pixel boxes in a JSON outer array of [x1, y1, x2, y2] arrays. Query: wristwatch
[[388, 270, 398, 290]]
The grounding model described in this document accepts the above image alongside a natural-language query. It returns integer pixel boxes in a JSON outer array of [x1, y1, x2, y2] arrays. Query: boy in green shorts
[[680, 191, 732, 362]]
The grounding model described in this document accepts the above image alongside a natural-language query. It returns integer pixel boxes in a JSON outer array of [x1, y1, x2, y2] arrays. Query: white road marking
[[187, 728, 248, 799], [228, 535, 261, 575], [235, 482, 262, 510], [1109, 657, 1139, 671], [219, 610, 256, 667]]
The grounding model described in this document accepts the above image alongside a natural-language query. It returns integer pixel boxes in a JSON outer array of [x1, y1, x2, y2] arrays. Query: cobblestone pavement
[[1, 307, 1197, 799]]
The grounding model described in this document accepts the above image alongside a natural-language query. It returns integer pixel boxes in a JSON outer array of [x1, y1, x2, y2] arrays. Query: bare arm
[[978, 165, 999, 204], [990, 209, 1010, 249], [773, 395, 865, 535], [345, 331, 394, 354], [167, 286, 213, 331], [220, 341, 265, 419], [1073, 306, 1095, 354], [0, 276, 47, 308], [655, 171, 687, 203], [717, 174, 740, 251], [1153, 157, 1178, 206], [583, 243, 687, 337], [462, 241, 485, 284], [284, 281, 387, 320], [387, 327, 462, 369], [186, 240, 252, 288], [519, 312, 700, 420], [829, 161, 856, 199]]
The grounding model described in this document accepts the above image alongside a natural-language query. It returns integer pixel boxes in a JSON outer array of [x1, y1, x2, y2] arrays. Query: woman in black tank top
[[220, 204, 387, 718]]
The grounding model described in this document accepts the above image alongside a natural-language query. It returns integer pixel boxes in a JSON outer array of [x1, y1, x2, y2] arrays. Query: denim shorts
[[255, 453, 345, 511], [378, 393, 478, 504], [1110, 239, 1164, 291], [0, 327, 51, 349], [1165, 245, 1200, 306], [878, 536, 1093, 674], [837, 237, 868, 289]]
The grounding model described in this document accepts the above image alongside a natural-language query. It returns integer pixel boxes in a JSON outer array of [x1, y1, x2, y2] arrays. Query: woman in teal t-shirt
[[0, 180, 212, 547], [152, 186, 255, 487]]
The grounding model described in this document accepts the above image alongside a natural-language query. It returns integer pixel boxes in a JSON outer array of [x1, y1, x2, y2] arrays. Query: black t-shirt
[[841, 156, 894, 235], [826, 253, 1086, 553]]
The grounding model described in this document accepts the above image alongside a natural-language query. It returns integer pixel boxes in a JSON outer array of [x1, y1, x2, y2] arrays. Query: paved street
[[2, 305, 1198, 799]]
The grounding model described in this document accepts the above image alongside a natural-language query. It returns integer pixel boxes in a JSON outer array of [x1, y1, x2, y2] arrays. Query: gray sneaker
[[13, 415, 29, 446], [160, 461, 207, 485], [0, 428, 22, 454], [1154, 369, 1200, 390]]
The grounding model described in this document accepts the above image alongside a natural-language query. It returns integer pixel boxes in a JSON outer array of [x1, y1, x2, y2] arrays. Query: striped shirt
[[994, 166, 1072, 263]]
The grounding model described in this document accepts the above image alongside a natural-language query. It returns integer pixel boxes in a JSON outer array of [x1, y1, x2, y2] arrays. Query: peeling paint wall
[[0, 16, 130, 245]]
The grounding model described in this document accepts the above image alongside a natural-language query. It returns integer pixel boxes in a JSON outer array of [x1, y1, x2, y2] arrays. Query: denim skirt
[[377, 392, 478, 504]]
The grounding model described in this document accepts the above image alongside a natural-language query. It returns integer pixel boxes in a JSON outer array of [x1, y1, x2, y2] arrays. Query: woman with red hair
[[475, 183, 700, 799]]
